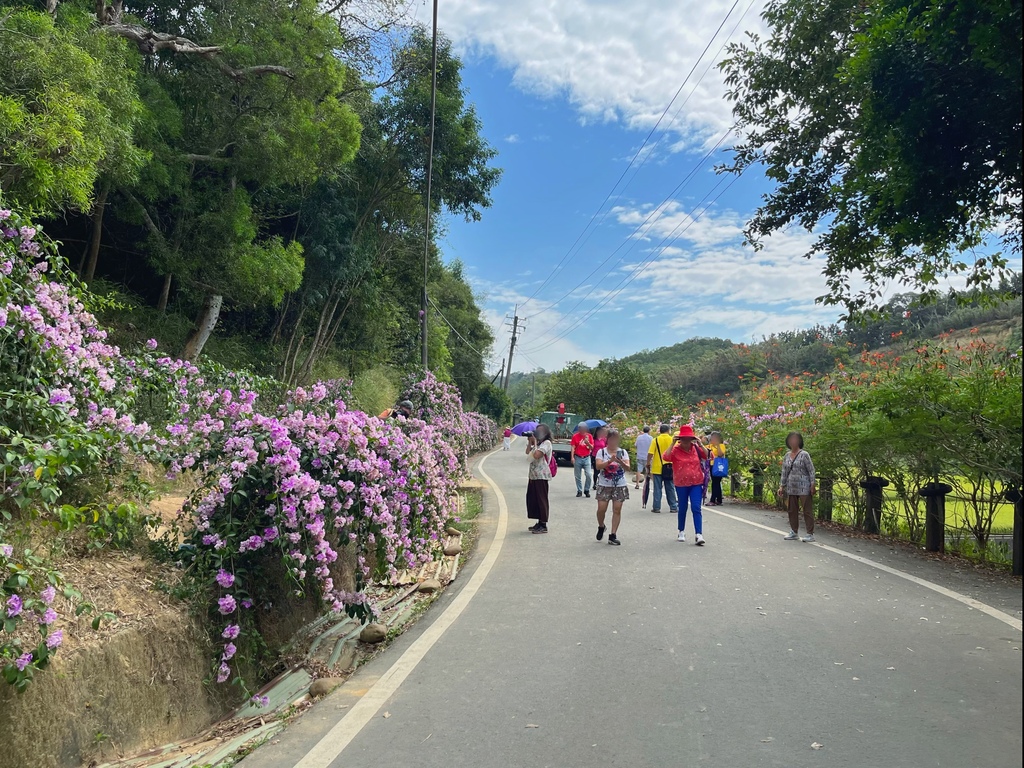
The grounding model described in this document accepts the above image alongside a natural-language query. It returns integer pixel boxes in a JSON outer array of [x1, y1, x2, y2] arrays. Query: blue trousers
[[573, 456, 593, 493], [652, 473, 678, 512], [675, 485, 703, 534]]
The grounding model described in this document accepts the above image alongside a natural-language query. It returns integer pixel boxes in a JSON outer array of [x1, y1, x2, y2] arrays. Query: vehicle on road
[[538, 408, 578, 465]]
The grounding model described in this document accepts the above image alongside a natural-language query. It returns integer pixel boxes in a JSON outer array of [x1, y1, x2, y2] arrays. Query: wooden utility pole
[[503, 307, 520, 392], [421, 0, 439, 371]]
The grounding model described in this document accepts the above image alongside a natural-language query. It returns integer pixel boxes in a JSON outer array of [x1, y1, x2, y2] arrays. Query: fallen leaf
[[811, 742, 824, 750], [382, 712, 391, 719]]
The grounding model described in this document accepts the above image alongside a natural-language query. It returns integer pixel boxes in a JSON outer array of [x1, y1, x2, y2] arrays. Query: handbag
[[548, 453, 558, 477], [712, 456, 729, 478]]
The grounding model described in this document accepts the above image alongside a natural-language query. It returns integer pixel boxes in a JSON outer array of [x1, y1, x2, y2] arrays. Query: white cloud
[[433, 0, 766, 147], [504, 133, 521, 143]]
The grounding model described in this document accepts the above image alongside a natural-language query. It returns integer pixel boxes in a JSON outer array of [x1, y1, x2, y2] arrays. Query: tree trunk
[[181, 293, 223, 362], [82, 183, 109, 283], [156, 273, 172, 313]]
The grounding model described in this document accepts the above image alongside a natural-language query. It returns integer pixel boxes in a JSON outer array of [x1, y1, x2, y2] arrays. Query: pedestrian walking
[[646, 424, 678, 515], [570, 422, 595, 498], [595, 429, 630, 546], [707, 432, 727, 506], [634, 426, 653, 489], [662, 425, 708, 545], [525, 426, 553, 534], [503, 426, 512, 451], [779, 432, 816, 542]]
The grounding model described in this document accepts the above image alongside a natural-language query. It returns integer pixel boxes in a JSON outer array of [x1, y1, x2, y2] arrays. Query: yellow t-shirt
[[709, 443, 727, 459], [647, 433, 674, 473]]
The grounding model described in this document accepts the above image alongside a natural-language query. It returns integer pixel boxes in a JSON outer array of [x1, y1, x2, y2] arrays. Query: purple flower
[[215, 569, 235, 588], [6, 594, 22, 617], [250, 694, 270, 708], [217, 595, 237, 615], [216, 662, 231, 683], [222, 642, 236, 660], [0, 544, 12, 558], [45, 630, 63, 649], [40, 585, 56, 604], [145, 338, 158, 350], [222, 624, 240, 640], [14, 653, 32, 671], [38, 607, 58, 625]]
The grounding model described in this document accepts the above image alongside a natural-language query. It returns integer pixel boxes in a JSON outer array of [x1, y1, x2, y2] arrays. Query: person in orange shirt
[[662, 425, 709, 546]]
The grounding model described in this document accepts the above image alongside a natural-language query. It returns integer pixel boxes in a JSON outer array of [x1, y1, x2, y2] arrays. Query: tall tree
[[721, 0, 1022, 314]]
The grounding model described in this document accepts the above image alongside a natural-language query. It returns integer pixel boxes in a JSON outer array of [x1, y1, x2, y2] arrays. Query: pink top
[[503, 428, 512, 438]]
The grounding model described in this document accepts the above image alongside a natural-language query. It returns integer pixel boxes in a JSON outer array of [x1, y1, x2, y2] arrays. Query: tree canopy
[[721, 0, 1022, 314]]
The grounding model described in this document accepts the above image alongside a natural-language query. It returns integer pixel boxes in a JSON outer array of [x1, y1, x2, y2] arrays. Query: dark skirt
[[526, 479, 550, 523]]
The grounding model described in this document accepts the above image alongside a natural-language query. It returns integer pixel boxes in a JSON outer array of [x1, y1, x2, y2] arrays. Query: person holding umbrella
[[662, 425, 709, 545], [525, 425, 554, 534]]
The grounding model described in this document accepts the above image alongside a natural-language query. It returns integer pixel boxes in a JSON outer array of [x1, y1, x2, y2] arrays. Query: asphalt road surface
[[241, 444, 1023, 768]]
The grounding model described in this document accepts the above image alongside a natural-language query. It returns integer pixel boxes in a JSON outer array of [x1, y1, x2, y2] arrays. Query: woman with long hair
[[525, 425, 554, 534]]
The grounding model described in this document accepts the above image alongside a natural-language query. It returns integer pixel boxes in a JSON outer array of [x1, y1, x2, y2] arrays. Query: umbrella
[[642, 473, 651, 509], [583, 418, 607, 430], [511, 421, 538, 436]]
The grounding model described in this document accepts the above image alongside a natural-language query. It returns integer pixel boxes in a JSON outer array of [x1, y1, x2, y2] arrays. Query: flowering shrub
[[1, 208, 498, 695], [161, 380, 464, 692], [401, 371, 499, 468]]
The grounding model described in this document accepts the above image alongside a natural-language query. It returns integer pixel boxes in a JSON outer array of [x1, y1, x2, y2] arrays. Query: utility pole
[[531, 373, 536, 410], [503, 307, 520, 392], [491, 359, 505, 386], [421, 0, 439, 371]]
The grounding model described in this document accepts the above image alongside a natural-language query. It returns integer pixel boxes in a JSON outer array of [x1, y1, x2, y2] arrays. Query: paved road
[[242, 445, 1023, 768]]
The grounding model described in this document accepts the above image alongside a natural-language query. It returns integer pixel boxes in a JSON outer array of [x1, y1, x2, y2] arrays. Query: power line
[[525, 128, 732, 327], [427, 296, 488, 358], [516, 0, 746, 312], [420, 0, 440, 370], [523, 172, 743, 354]]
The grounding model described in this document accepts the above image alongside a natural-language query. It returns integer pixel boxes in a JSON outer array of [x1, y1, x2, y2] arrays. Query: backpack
[[712, 456, 730, 478], [548, 453, 558, 477]]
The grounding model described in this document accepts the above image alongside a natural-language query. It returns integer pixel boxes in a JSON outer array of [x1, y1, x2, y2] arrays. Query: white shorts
[[636, 457, 648, 472]]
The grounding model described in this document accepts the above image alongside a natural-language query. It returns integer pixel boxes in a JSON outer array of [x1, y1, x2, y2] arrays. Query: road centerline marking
[[710, 505, 1022, 632], [292, 446, 510, 768]]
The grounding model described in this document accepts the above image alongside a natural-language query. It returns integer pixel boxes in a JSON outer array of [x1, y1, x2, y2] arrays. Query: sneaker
[[801, 534, 816, 543], [695, 534, 705, 546], [652, 508, 662, 514], [584, 491, 591, 498], [596, 525, 606, 541], [532, 525, 548, 534], [783, 531, 799, 541], [677, 531, 686, 542], [608, 534, 621, 546], [576, 491, 583, 498], [529, 523, 540, 531]]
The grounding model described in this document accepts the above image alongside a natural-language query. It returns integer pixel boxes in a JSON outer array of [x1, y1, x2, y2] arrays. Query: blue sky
[[405, 1, 924, 371]]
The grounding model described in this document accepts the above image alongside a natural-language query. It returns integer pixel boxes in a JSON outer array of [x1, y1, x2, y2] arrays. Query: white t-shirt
[[596, 448, 629, 487], [635, 433, 653, 464]]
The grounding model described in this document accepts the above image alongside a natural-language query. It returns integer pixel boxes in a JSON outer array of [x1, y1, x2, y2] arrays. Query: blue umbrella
[[584, 418, 607, 430], [511, 421, 538, 436]]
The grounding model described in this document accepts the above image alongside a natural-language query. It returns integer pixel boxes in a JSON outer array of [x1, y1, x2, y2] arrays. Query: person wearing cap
[[662, 425, 709, 545], [570, 422, 595, 498], [379, 400, 415, 420]]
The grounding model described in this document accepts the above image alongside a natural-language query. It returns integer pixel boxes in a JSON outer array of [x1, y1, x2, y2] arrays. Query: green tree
[[721, 0, 1022, 314], [476, 383, 512, 425], [0, 6, 147, 215], [116, 0, 362, 360], [541, 360, 673, 417]]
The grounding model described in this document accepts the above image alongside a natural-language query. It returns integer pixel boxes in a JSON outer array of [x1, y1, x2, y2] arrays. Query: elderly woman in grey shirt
[[779, 431, 816, 542]]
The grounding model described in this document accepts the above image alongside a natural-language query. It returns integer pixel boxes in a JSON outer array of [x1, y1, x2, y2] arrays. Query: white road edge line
[[292, 447, 510, 768], [710, 506, 1022, 633]]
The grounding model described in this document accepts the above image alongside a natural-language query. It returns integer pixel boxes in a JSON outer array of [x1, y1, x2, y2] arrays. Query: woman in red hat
[[662, 425, 709, 545]]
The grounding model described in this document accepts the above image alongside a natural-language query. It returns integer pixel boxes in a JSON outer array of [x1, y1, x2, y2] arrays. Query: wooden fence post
[[1006, 489, 1022, 577], [920, 482, 953, 553], [817, 477, 833, 522], [860, 476, 889, 535]]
